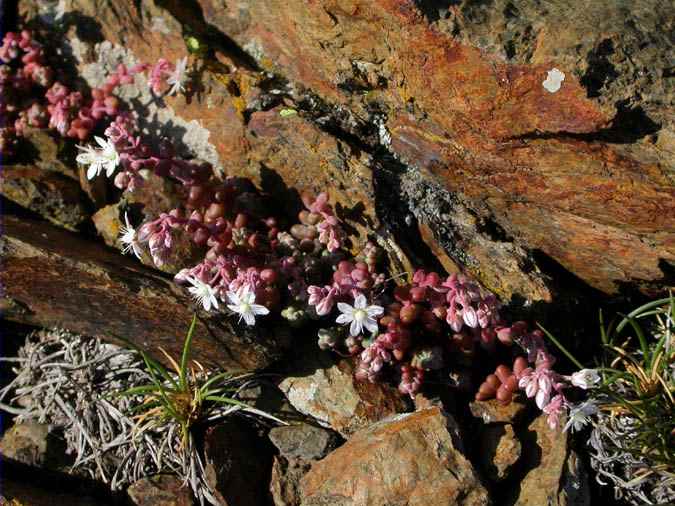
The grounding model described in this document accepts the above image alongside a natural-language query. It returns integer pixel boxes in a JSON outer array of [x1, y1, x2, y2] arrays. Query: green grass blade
[[179, 315, 198, 390], [204, 395, 250, 408], [117, 385, 161, 397], [536, 323, 584, 369], [199, 371, 235, 393], [114, 335, 178, 387], [599, 308, 608, 346], [621, 315, 650, 360], [615, 297, 672, 334]]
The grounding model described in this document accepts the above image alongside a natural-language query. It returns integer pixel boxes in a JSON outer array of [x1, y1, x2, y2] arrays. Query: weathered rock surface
[[300, 407, 489, 506], [469, 398, 528, 425], [0, 214, 291, 370], [193, 0, 675, 295], [127, 475, 192, 506], [268, 423, 338, 461], [278, 351, 408, 438], [513, 414, 589, 506], [1, 166, 90, 230], [270, 456, 308, 506]]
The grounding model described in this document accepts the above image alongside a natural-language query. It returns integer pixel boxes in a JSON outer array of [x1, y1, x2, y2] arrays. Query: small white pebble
[[542, 68, 565, 93]]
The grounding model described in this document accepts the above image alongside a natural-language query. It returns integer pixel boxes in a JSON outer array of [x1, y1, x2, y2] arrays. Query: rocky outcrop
[[0, 214, 291, 370], [193, 0, 675, 296], [300, 407, 489, 506], [21, 0, 675, 299]]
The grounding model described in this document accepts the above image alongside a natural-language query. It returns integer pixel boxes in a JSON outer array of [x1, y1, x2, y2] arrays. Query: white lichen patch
[[542, 68, 565, 93], [150, 16, 171, 34]]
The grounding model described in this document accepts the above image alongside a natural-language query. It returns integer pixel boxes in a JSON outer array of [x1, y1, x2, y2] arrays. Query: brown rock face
[[1, 166, 90, 231], [514, 415, 589, 506], [0, 215, 290, 370], [278, 352, 408, 438], [300, 407, 489, 506], [194, 0, 674, 295], [19, 0, 555, 302], [17, 0, 675, 301]]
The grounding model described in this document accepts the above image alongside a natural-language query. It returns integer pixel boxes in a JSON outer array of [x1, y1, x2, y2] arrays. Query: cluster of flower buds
[[148, 57, 188, 96], [475, 357, 528, 404], [298, 192, 345, 253]]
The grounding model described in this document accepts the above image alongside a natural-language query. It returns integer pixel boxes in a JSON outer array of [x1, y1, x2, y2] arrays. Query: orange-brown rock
[[300, 407, 489, 506], [19, 0, 557, 303], [513, 415, 589, 506], [195, 0, 675, 295], [19, 0, 675, 299], [0, 214, 290, 370]]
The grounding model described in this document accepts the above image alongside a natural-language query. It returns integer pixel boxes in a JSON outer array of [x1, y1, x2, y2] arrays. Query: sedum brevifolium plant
[[5, 30, 649, 434]]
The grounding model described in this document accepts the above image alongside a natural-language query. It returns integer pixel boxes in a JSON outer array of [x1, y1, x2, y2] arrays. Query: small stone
[[268, 423, 338, 461], [300, 407, 489, 506], [478, 424, 521, 481], [279, 352, 408, 438], [469, 398, 528, 424], [127, 475, 192, 506], [92, 204, 123, 248]]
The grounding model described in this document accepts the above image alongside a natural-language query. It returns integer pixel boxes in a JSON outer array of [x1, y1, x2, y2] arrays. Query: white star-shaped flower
[[119, 212, 143, 260], [76, 136, 119, 180], [569, 369, 601, 390], [563, 400, 598, 433], [186, 276, 219, 312], [226, 286, 269, 326], [336, 293, 384, 337], [166, 56, 188, 96]]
